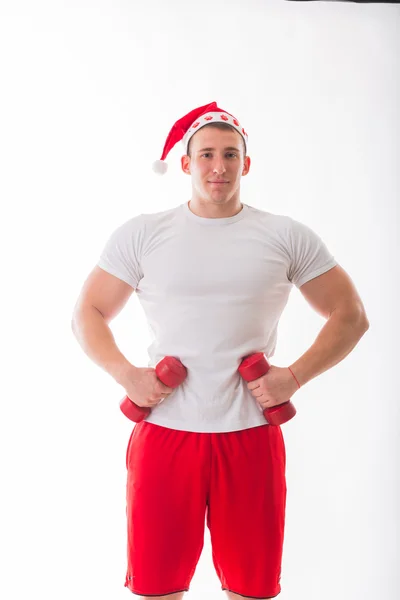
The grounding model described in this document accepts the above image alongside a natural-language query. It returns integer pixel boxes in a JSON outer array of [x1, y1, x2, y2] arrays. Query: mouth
[[209, 181, 229, 185]]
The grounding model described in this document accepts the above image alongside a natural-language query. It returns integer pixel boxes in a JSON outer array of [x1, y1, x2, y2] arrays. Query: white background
[[0, 1, 399, 599]]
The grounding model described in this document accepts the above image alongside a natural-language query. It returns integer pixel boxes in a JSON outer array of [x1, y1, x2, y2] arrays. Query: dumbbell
[[119, 356, 188, 423], [239, 352, 296, 426]]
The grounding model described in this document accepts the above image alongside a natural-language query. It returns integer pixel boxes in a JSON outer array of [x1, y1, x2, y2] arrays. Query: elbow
[[71, 305, 81, 334], [71, 314, 78, 335], [357, 307, 370, 331], [334, 305, 370, 332], [355, 311, 370, 334]]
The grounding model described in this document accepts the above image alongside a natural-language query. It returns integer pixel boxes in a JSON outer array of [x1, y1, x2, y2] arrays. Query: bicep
[[73, 265, 135, 324], [299, 264, 368, 321]]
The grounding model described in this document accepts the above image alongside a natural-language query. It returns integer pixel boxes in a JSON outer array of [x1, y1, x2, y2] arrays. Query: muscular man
[[71, 101, 369, 600]]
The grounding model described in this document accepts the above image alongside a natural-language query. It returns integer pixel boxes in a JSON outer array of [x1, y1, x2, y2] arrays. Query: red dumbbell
[[239, 352, 296, 426], [119, 356, 188, 423]]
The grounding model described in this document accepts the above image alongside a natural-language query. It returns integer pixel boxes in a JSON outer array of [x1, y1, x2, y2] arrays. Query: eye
[[201, 153, 237, 158]]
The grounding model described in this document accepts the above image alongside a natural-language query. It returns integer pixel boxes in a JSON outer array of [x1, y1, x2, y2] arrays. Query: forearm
[[289, 309, 369, 387], [71, 305, 135, 385]]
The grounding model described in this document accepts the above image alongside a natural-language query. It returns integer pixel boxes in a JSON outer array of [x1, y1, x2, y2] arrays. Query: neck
[[188, 197, 243, 219]]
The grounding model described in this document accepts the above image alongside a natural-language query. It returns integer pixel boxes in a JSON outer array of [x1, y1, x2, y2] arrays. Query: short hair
[[187, 122, 247, 158]]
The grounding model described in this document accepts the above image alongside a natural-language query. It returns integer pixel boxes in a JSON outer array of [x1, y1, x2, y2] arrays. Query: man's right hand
[[120, 365, 175, 408]]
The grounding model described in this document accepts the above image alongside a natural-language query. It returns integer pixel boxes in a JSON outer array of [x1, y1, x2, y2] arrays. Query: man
[[71, 101, 369, 600]]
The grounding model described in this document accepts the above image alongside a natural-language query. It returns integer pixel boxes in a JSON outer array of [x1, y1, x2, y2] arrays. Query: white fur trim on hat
[[182, 111, 248, 152]]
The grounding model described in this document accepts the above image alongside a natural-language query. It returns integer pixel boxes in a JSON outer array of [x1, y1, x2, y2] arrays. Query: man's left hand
[[246, 365, 300, 410]]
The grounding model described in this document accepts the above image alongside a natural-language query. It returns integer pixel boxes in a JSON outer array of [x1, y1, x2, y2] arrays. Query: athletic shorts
[[124, 421, 287, 598]]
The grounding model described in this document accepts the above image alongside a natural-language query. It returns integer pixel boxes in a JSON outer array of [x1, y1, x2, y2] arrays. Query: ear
[[181, 155, 191, 175], [242, 156, 251, 176]]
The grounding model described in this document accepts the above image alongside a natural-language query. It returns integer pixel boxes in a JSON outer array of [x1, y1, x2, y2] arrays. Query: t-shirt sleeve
[[286, 217, 338, 288], [96, 215, 145, 289]]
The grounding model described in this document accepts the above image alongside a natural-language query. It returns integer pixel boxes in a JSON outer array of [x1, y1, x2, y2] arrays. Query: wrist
[[112, 359, 137, 387], [287, 366, 301, 390]]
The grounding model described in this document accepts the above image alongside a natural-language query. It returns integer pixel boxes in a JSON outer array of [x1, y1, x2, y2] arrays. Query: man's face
[[181, 126, 251, 205]]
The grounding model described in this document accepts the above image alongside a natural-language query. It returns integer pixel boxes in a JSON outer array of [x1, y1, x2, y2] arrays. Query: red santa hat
[[152, 101, 248, 175]]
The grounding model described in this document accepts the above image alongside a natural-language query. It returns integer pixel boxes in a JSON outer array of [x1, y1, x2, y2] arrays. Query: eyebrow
[[197, 147, 241, 153]]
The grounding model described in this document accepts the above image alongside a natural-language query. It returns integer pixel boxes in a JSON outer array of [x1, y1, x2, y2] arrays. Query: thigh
[[207, 424, 287, 599], [125, 422, 209, 596]]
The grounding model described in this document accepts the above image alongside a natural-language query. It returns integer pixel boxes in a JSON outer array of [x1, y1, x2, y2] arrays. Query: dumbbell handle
[[119, 356, 188, 423], [239, 352, 296, 426]]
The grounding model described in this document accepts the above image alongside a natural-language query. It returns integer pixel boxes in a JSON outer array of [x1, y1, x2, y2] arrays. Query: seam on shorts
[[127, 586, 190, 596], [221, 586, 280, 599]]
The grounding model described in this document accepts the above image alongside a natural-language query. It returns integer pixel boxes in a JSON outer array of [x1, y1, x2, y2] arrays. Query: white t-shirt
[[97, 201, 338, 433]]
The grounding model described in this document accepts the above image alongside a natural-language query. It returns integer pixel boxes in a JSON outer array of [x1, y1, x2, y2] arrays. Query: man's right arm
[[71, 266, 137, 386]]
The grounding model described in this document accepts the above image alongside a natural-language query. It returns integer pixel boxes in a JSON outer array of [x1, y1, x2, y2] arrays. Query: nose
[[212, 160, 227, 175]]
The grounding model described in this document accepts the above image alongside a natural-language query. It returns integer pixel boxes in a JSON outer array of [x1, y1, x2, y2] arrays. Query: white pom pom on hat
[[153, 101, 248, 175], [152, 159, 168, 175]]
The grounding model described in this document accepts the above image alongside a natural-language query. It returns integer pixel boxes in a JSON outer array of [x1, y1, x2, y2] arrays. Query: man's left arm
[[288, 264, 370, 387]]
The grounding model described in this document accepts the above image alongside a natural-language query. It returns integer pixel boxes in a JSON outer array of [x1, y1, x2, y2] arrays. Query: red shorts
[[124, 421, 287, 598]]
